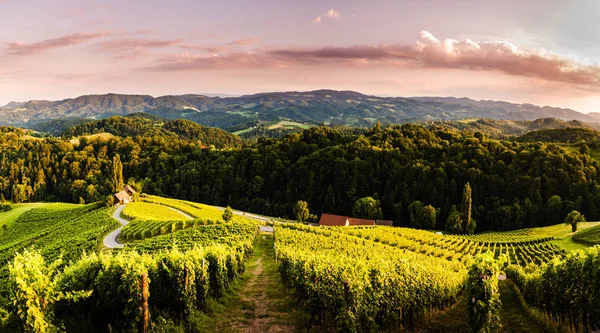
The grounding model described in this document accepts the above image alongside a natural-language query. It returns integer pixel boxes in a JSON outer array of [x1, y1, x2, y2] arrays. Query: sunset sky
[[0, 0, 599, 112]]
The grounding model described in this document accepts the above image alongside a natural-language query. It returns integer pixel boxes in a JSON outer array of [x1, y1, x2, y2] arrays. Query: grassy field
[[529, 222, 600, 251], [69, 132, 115, 145], [121, 201, 189, 221], [142, 195, 256, 223]]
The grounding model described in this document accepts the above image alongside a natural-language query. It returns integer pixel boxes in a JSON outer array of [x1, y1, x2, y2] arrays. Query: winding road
[[103, 202, 277, 249], [103, 205, 129, 249]]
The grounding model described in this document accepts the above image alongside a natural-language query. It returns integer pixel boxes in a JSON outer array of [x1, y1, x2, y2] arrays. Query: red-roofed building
[[319, 214, 377, 226], [113, 185, 136, 205], [319, 213, 349, 226]]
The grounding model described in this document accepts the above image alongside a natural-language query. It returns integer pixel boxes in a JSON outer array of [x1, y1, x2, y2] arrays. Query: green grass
[[121, 202, 189, 221], [142, 195, 258, 224], [528, 222, 600, 251]]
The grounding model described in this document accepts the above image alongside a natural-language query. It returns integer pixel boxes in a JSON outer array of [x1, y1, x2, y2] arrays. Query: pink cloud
[[6, 32, 109, 55], [149, 31, 600, 90], [99, 38, 181, 59], [228, 37, 260, 46], [312, 8, 340, 23]]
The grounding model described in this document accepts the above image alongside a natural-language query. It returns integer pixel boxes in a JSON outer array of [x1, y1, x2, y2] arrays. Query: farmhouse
[[318, 213, 377, 226], [113, 185, 136, 205]]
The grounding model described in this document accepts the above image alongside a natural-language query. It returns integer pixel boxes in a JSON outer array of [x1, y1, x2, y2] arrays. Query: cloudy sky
[[0, 0, 599, 112]]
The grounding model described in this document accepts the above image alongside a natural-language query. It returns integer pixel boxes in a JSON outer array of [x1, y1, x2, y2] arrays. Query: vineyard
[[274, 223, 466, 331], [121, 202, 190, 221], [572, 224, 600, 245], [331, 225, 564, 266], [0, 203, 118, 294], [1, 195, 600, 332]]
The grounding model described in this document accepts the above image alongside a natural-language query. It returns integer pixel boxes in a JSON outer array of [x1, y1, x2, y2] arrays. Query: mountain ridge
[[1, 90, 598, 130]]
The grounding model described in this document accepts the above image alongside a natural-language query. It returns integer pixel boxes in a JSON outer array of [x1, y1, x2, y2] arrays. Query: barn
[[318, 213, 377, 226], [113, 185, 136, 205]]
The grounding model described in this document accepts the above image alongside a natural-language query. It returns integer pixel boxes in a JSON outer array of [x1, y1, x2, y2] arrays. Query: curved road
[[103, 202, 277, 249], [103, 205, 129, 249]]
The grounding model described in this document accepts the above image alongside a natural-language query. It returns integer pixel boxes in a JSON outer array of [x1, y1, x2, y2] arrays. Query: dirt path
[[165, 206, 193, 219], [214, 234, 299, 333]]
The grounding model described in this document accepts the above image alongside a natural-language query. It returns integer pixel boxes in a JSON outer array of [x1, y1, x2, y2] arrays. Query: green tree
[[222, 206, 233, 222], [423, 205, 437, 229], [294, 200, 310, 222], [446, 205, 463, 234], [112, 154, 124, 192], [565, 210, 585, 232], [352, 196, 383, 220], [408, 201, 425, 228], [105, 195, 114, 207], [547, 195, 563, 225], [463, 183, 474, 234]]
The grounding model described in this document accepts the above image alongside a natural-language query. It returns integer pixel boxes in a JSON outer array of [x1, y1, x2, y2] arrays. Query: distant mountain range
[[1, 90, 598, 130]]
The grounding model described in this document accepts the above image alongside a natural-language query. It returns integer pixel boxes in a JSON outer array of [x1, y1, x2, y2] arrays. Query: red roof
[[347, 218, 376, 226], [123, 185, 136, 194], [319, 214, 349, 226], [114, 190, 130, 201], [376, 220, 394, 226]]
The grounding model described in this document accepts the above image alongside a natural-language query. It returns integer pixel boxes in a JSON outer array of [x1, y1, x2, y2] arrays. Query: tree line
[[2, 122, 600, 232]]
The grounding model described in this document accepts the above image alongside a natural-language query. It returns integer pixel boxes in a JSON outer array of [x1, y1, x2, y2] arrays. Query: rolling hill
[[2, 90, 598, 131]]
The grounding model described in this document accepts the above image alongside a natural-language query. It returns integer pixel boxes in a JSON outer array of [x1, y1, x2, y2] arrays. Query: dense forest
[[1, 120, 600, 232]]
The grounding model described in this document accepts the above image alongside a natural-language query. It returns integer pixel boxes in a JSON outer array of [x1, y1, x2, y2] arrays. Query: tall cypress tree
[[463, 182, 475, 234], [112, 154, 124, 192]]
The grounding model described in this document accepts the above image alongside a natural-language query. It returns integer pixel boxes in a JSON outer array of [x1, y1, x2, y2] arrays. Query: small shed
[[376, 220, 394, 226]]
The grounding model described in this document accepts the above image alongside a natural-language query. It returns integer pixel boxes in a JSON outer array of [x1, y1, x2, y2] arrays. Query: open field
[[69, 132, 115, 145]]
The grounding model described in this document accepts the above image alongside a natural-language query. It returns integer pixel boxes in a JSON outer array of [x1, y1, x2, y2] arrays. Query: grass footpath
[[417, 280, 553, 333], [198, 233, 303, 333]]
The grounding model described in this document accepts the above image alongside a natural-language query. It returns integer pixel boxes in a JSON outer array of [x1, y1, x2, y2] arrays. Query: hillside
[[2, 90, 598, 131], [433, 117, 597, 139], [61, 115, 244, 148]]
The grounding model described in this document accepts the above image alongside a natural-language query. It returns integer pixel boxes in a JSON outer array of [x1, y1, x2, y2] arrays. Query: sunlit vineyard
[[0, 203, 118, 294], [119, 218, 220, 241], [121, 202, 189, 221], [142, 195, 230, 221], [274, 223, 466, 331], [330, 225, 564, 266]]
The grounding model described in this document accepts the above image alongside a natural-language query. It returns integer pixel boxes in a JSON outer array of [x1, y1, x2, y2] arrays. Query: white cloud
[[312, 8, 340, 23], [326, 8, 340, 18]]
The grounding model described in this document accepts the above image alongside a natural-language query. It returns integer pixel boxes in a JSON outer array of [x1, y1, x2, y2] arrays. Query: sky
[[0, 0, 599, 112]]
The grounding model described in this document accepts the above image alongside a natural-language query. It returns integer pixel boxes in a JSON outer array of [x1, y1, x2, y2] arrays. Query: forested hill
[[2, 90, 598, 130], [61, 115, 243, 149], [518, 127, 600, 146], [2, 123, 600, 233]]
